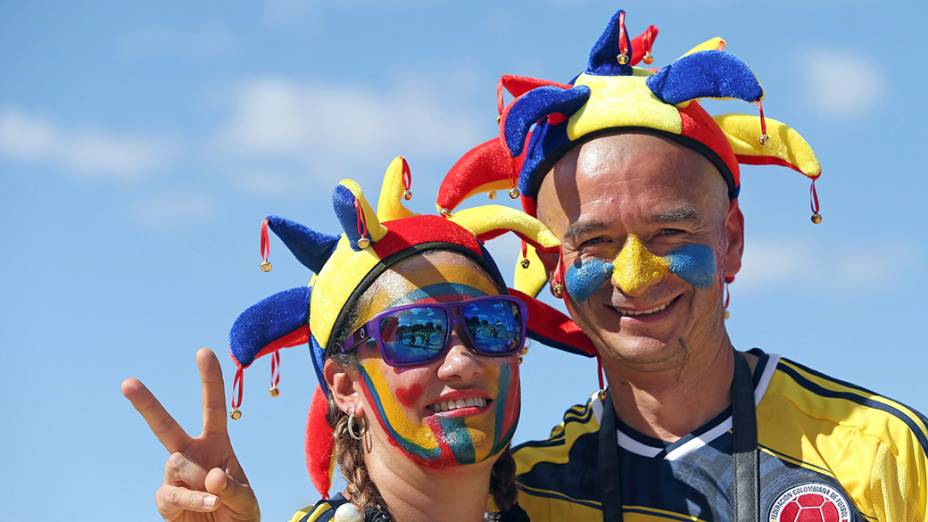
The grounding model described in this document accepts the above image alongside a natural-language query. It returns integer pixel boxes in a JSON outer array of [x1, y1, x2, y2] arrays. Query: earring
[[347, 413, 366, 440], [550, 250, 566, 299]]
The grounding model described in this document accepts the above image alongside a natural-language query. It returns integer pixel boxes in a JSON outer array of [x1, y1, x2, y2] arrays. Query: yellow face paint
[[565, 236, 718, 300], [349, 255, 520, 468], [611, 234, 671, 296], [356, 357, 519, 468]]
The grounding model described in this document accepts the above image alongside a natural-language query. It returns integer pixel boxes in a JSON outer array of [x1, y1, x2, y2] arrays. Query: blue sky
[[2, 1, 926, 520]]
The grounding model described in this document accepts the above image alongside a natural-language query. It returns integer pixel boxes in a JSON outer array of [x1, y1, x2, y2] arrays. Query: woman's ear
[[324, 358, 361, 414]]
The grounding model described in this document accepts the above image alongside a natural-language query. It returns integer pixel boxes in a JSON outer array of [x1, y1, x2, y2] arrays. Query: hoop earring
[[347, 413, 366, 440]]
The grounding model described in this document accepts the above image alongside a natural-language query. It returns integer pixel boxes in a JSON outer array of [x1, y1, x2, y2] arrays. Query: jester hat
[[437, 9, 823, 296], [227, 157, 595, 498]]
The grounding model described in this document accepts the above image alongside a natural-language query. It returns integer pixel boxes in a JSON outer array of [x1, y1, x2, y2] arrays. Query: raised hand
[[122, 348, 260, 521]]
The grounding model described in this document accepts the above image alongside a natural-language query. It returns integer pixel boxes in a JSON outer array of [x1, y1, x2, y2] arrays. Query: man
[[437, 9, 927, 521]]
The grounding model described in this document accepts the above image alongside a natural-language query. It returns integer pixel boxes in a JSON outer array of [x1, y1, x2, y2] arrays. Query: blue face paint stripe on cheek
[[492, 363, 511, 450], [664, 244, 717, 287], [565, 258, 614, 302], [436, 417, 475, 464]]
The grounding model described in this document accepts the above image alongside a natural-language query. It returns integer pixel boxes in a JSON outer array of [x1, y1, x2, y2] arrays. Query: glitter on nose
[[611, 235, 669, 296]]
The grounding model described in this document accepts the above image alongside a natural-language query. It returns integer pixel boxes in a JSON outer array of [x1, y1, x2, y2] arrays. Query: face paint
[[356, 358, 520, 468], [348, 253, 521, 468], [664, 243, 716, 287], [566, 238, 718, 301], [565, 257, 613, 302]]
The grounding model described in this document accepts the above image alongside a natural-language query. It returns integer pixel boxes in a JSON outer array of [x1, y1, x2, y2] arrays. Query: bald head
[[537, 132, 730, 237]]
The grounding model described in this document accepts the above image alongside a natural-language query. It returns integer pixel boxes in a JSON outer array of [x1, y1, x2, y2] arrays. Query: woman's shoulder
[[289, 493, 351, 522]]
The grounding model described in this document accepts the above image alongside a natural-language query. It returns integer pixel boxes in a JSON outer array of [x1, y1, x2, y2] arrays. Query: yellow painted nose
[[611, 234, 669, 296]]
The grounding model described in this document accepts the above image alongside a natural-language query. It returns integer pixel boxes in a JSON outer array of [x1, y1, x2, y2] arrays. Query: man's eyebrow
[[564, 221, 608, 243], [651, 206, 700, 224]]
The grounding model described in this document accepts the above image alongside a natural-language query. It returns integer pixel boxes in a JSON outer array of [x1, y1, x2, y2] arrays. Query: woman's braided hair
[[324, 251, 521, 513]]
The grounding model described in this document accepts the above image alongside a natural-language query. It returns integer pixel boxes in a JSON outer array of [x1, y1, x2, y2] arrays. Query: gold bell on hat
[[269, 386, 280, 397], [811, 212, 823, 224], [230, 408, 242, 420], [260, 260, 272, 272], [356, 237, 371, 249], [487, 191, 497, 200], [403, 189, 413, 201], [616, 53, 629, 65], [642, 52, 654, 65], [520, 258, 531, 269], [509, 188, 520, 199]]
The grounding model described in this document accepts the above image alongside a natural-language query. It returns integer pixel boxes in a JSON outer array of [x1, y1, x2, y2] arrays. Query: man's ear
[[323, 358, 361, 414], [723, 199, 745, 280]]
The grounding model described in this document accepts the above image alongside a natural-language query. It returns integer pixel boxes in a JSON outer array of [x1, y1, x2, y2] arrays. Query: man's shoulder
[[289, 494, 350, 522], [760, 351, 928, 461], [512, 390, 603, 465], [512, 391, 605, 512]]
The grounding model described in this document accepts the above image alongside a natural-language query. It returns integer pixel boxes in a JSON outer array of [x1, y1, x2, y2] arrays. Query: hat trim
[[522, 125, 738, 205]]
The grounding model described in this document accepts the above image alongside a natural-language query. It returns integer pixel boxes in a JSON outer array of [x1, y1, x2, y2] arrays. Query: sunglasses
[[334, 296, 527, 367]]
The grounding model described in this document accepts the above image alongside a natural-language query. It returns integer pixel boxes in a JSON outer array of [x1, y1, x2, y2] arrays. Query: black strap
[[598, 391, 622, 521], [731, 351, 759, 521], [596, 351, 759, 521]]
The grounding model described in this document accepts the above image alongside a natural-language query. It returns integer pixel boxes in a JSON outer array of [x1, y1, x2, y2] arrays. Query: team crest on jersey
[[768, 482, 851, 522]]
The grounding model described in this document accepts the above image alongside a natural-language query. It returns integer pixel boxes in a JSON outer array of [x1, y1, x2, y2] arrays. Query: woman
[[122, 157, 594, 522]]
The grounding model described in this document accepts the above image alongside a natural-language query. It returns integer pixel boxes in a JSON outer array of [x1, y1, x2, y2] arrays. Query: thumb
[[205, 467, 260, 517]]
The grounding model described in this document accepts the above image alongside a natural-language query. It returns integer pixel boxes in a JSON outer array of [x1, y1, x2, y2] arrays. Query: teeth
[[617, 301, 671, 317], [427, 397, 488, 413]]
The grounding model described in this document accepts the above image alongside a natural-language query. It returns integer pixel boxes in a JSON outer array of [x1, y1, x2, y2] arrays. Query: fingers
[[205, 467, 260, 517], [164, 452, 208, 489], [155, 484, 220, 517], [196, 348, 228, 435], [121, 377, 191, 453]]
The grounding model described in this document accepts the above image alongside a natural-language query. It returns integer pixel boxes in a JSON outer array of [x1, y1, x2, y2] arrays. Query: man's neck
[[605, 339, 750, 442], [362, 445, 493, 522]]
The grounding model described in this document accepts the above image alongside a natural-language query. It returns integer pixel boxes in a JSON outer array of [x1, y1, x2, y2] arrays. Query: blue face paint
[[665, 244, 716, 288], [565, 257, 614, 302]]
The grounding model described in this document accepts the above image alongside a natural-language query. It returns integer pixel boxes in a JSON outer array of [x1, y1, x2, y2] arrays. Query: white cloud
[[737, 239, 915, 292], [214, 76, 482, 188], [800, 49, 884, 118], [0, 108, 174, 180], [131, 191, 218, 228], [220, 77, 481, 156]]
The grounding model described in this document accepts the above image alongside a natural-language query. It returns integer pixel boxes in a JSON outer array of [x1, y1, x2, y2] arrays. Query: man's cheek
[[664, 244, 717, 287]]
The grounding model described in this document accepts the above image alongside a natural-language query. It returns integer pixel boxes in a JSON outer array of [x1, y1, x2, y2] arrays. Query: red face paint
[[395, 383, 423, 408]]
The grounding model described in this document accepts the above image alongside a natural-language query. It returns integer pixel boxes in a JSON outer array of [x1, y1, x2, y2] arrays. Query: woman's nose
[[436, 331, 484, 382]]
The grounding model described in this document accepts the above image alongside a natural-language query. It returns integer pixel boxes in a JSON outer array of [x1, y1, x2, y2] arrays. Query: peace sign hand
[[122, 348, 260, 521]]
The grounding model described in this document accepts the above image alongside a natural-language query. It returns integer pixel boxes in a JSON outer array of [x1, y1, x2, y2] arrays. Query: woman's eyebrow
[[387, 283, 489, 307]]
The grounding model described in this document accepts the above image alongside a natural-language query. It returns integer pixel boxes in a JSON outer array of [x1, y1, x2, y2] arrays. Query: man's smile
[[606, 293, 683, 322]]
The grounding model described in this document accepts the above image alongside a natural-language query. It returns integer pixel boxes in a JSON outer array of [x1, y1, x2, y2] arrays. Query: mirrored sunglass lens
[[379, 306, 448, 364], [462, 300, 522, 354]]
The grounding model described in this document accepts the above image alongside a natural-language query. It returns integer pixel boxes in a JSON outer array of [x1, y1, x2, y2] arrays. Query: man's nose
[[436, 331, 484, 382], [611, 234, 669, 297]]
